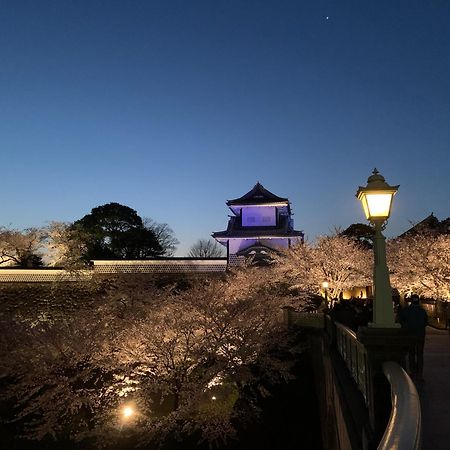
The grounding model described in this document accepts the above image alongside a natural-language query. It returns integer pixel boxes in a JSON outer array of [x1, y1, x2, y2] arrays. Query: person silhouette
[[400, 294, 428, 381]]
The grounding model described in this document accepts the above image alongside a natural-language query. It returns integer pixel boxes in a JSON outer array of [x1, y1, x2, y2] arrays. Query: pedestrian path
[[419, 327, 450, 450]]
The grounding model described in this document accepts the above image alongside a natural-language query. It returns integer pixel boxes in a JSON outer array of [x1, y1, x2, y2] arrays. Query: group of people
[[329, 294, 428, 381], [329, 298, 373, 331]]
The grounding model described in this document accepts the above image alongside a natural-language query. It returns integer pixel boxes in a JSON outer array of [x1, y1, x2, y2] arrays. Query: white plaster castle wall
[[92, 260, 227, 273], [260, 238, 289, 249], [228, 239, 258, 254], [241, 206, 276, 227], [0, 269, 92, 283], [228, 237, 291, 255], [0, 260, 228, 282]]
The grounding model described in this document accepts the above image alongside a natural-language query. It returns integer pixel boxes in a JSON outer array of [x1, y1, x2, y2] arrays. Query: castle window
[[242, 206, 276, 227]]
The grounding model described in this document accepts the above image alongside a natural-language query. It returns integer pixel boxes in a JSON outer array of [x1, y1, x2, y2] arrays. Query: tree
[[188, 239, 225, 258], [41, 221, 87, 268], [72, 203, 166, 260], [144, 219, 179, 256], [312, 234, 371, 300], [341, 223, 374, 249], [0, 227, 45, 267], [0, 268, 307, 448], [388, 233, 450, 299], [276, 234, 372, 301]]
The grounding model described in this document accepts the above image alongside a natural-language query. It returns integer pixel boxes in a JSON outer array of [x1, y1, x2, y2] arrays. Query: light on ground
[[122, 405, 134, 419]]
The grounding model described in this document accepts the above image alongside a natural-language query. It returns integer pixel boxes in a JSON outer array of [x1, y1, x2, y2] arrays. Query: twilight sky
[[1, 0, 449, 255]]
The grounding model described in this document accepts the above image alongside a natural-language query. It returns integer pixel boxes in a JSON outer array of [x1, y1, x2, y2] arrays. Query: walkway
[[419, 327, 450, 450]]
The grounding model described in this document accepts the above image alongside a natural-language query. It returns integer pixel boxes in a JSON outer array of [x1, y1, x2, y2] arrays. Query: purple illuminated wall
[[241, 206, 276, 227]]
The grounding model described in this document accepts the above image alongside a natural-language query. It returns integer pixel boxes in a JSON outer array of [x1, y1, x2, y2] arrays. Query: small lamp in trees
[[356, 169, 399, 328], [322, 281, 329, 308]]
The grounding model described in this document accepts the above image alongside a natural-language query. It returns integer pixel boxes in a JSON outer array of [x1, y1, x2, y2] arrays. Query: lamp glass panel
[[365, 193, 392, 219], [360, 196, 371, 220]]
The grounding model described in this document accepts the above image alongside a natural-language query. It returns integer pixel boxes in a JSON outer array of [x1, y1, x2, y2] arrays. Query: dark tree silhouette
[[144, 218, 179, 256], [188, 239, 225, 258], [341, 223, 374, 249], [72, 203, 165, 260]]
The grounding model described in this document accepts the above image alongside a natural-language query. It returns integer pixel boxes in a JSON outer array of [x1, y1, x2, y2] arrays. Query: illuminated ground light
[[121, 404, 136, 421]]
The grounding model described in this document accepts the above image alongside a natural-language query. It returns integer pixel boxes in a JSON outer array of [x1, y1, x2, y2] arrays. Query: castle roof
[[226, 182, 289, 206], [398, 213, 450, 237]]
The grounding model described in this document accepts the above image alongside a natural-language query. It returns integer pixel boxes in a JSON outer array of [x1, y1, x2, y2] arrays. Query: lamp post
[[322, 281, 329, 308], [356, 169, 399, 328]]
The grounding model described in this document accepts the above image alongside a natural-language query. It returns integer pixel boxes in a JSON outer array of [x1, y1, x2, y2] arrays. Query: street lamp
[[322, 281, 329, 308], [122, 406, 134, 419], [120, 403, 136, 424], [356, 169, 399, 328]]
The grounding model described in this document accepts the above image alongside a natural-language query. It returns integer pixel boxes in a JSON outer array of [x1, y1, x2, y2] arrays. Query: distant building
[[398, 213, 450, 238], [212, 182, 304, 265]]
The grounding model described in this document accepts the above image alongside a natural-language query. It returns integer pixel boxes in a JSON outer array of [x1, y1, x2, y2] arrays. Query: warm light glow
[[122, 406, 134, 419], [356, 169, 398, 222], [363, 193, 393, 219], [322, 281, 329, 289], [211, 396, 217, 401]]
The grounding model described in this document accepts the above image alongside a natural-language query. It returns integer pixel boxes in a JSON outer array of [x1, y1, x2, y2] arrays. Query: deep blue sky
[[1, 0, 449, 255]]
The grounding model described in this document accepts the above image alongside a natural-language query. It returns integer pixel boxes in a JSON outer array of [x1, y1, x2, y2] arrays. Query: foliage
[[388, 232, 450, 299], [340, 223, 374, 249], [0, 268, 305, 448], [66, 203, 178, 261], [275, 234, 372, 300], [0, 227, 45, 267], [41, 221, 88, 268], [143, 218, 179, 257], [6, 225, 449, 448], [71, 202, 162, 260], [188, 239, 225, 258]]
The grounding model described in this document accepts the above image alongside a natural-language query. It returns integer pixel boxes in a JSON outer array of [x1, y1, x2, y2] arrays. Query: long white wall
[[0, 259, 228, 282]]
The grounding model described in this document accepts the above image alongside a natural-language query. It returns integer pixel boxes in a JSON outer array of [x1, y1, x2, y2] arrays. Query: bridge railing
[[334, 321, 369, 404], [330, 316, 421, 450], [378, 361, 421, 450]]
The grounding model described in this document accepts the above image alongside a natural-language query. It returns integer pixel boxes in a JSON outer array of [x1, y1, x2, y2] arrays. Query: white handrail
[[378, 361, 421, 450]]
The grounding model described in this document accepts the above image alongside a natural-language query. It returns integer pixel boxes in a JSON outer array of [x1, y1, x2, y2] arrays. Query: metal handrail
[[378, 361, 422, 450], [334, 321, 369, 402]]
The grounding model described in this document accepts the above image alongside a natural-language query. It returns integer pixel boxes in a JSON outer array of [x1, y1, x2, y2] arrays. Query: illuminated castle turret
[[212, 182, 304, 265]]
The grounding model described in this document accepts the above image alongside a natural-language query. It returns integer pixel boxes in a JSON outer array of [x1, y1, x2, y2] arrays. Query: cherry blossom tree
[[388, 233, 450, 299], [275, 234, 372, 301], [0, 226, 45, 267], [41, 221, 87, 268], [0, 269, 303, 448]]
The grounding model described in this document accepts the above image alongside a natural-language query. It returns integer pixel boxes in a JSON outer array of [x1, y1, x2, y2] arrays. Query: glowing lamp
[[122, 405, 134, 419], [356, 169, 399, 222]]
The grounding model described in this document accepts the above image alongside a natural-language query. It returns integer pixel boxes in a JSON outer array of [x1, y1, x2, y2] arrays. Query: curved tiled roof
[[226, 182, 289, 206]]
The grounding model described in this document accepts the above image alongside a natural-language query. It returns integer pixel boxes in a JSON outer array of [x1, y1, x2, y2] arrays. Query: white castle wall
[[0, 259, 228, 282]]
